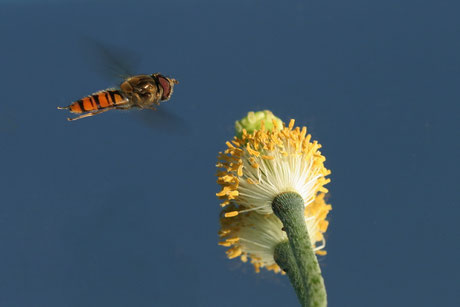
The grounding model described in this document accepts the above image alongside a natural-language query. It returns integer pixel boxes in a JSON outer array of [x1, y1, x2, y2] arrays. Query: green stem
[[272, 192, 327, 307], [274, 240, 307, 306]]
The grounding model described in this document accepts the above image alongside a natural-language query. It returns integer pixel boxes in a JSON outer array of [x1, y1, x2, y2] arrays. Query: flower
[[216, 118, 331, 216], [216, 111, 332, 273], [218, 193, 332, 273]]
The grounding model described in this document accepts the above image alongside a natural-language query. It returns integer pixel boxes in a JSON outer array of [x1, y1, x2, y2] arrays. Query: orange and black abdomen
[[69, 90, 127, 113]]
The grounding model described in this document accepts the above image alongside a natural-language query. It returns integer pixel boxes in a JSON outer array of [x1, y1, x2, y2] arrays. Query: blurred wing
[[80, 36, 140, 83], [136, 106, 191, 135]]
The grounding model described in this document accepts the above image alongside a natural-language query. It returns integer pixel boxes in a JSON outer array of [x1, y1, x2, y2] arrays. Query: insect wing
[[80, 36, 140, 83]]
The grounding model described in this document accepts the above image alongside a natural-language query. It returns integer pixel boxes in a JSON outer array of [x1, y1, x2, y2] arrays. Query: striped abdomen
[[69, 90, 127, 114]]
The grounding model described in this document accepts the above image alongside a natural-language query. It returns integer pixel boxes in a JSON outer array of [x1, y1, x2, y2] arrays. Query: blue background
[[0, 0, 458, 306]]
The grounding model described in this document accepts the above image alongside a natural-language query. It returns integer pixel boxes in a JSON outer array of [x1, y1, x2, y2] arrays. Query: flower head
[[219, 193, 332, 273], [217, 118, 331, 216], [216, 111, 332, 273], [235, 110, 283, 138]]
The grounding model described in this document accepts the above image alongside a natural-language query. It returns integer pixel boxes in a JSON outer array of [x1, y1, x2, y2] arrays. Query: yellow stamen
[[237, 164, 243, 177], [246, 143, 261, 156], [224, 211, 239, 218], [217, 116, 331, 273], [227, 247, 242, 259], [226, 237, 240, 244], [220, 200, 230, 207], [254, 263, 261, 273], [248, 157, 259, 169]]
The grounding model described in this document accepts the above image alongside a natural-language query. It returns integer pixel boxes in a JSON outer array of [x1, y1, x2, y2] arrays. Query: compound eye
[[157, 76, 171, 100]]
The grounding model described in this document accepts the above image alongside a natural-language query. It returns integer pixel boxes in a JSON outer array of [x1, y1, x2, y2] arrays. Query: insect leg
[[114, 104, 132, 110], [67, 108, 114, 121]]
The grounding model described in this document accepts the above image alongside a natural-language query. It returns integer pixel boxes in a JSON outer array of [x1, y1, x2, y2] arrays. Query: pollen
[[217, 113, 332, 273], [218, 193, 330, 273], [226, 141, 235, 149], [224, 211, 239, 218], [217, 117, 331, 216], [237, 165, 244, 177], [226, 246, 242, 259], [246, 143, 261, 157]]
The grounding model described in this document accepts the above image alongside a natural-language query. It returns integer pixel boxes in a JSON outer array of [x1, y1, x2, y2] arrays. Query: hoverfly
[[58, 73, 179, 121]]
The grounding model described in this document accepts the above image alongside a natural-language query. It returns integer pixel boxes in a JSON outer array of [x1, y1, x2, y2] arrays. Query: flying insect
[[58, 73, 178, 121]]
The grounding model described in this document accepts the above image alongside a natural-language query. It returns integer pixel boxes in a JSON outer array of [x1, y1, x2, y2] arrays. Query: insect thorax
[[121, 75, 162, 108]]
